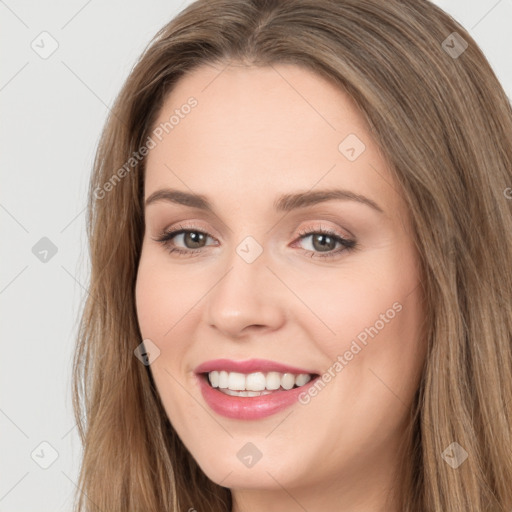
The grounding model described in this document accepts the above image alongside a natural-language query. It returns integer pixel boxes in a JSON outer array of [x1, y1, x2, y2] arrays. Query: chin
[[195, 449, 305, 490]]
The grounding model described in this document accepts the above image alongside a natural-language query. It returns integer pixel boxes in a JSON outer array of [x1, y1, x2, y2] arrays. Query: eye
[[293, 226, 357, 259], [153, 224, 217, 256]]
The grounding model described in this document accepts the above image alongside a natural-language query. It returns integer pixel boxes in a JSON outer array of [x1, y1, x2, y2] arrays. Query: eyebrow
[[144, 188, 384, 214]]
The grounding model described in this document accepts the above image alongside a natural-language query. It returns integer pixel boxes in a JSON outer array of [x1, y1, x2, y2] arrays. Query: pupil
[[313, 234, 334, 252], [186, 231, 205, 248]]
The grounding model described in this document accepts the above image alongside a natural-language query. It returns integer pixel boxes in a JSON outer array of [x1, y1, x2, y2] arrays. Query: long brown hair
[[72, 0, 512, 510]]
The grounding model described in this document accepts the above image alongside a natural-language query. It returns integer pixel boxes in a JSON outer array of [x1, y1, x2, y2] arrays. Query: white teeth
[[295, 373, 311, 386], [218, 370, 229, 388], [222, 389, 273, 397], [246, 372, 267, 391], [209, 370, 220, 387], [228, 371, 246, 390], [266, 371, 282, 390], [207, 370, 313, 392], [281, 373, 295, 390]]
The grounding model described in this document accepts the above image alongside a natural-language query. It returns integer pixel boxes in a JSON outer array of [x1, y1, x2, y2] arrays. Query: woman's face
[[135, 62, 426, 504]]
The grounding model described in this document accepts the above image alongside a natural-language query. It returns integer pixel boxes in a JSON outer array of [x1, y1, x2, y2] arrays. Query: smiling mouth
[[201, 370, 320, 397]]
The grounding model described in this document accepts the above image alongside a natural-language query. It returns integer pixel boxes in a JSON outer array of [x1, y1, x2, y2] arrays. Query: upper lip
[[194, 358, 318, 375]]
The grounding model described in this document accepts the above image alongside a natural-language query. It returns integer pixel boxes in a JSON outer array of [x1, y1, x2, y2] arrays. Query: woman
[[72, 0, 512, 510]]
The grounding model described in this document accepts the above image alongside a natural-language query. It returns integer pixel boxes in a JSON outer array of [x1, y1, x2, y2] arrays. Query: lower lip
[[196, 373, 319, 420]]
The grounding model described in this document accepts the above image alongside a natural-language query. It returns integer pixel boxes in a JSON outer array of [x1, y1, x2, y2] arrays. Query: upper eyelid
[[160, 217, 351, 236], [161, 223, 347, 236], [161, 223, 220, 243]]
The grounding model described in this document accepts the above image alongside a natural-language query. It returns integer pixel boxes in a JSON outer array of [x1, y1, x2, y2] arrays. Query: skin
[[135, 62, 427, 512]]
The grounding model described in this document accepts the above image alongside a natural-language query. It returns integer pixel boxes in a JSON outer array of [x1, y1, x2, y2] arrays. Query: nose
[[204, 246, 287, 339]]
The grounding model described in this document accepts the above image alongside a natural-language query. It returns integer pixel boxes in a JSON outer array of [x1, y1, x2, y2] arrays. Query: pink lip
[[194, 358, 320, 420], [196, 375, 320, 420], [194, 358, 317, 375]]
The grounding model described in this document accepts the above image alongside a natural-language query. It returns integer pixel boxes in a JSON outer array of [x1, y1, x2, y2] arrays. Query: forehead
[[144, 63, 402, 220]]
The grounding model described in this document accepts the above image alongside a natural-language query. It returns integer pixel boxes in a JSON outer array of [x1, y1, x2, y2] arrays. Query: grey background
[[1, 0, 511, 510]]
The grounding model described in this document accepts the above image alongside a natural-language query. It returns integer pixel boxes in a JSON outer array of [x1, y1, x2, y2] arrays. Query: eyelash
[[152, 223, 357, 259]]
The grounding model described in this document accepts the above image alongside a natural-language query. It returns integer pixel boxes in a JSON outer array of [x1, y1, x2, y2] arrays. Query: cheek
[[286, 251, 424, 466], [135, 251, 200, 341], [303, 244, 425, 397], [134, 255, 204, 426]]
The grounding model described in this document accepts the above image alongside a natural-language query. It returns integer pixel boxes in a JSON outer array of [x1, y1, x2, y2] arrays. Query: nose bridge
[[204, 236, 286, 336]]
